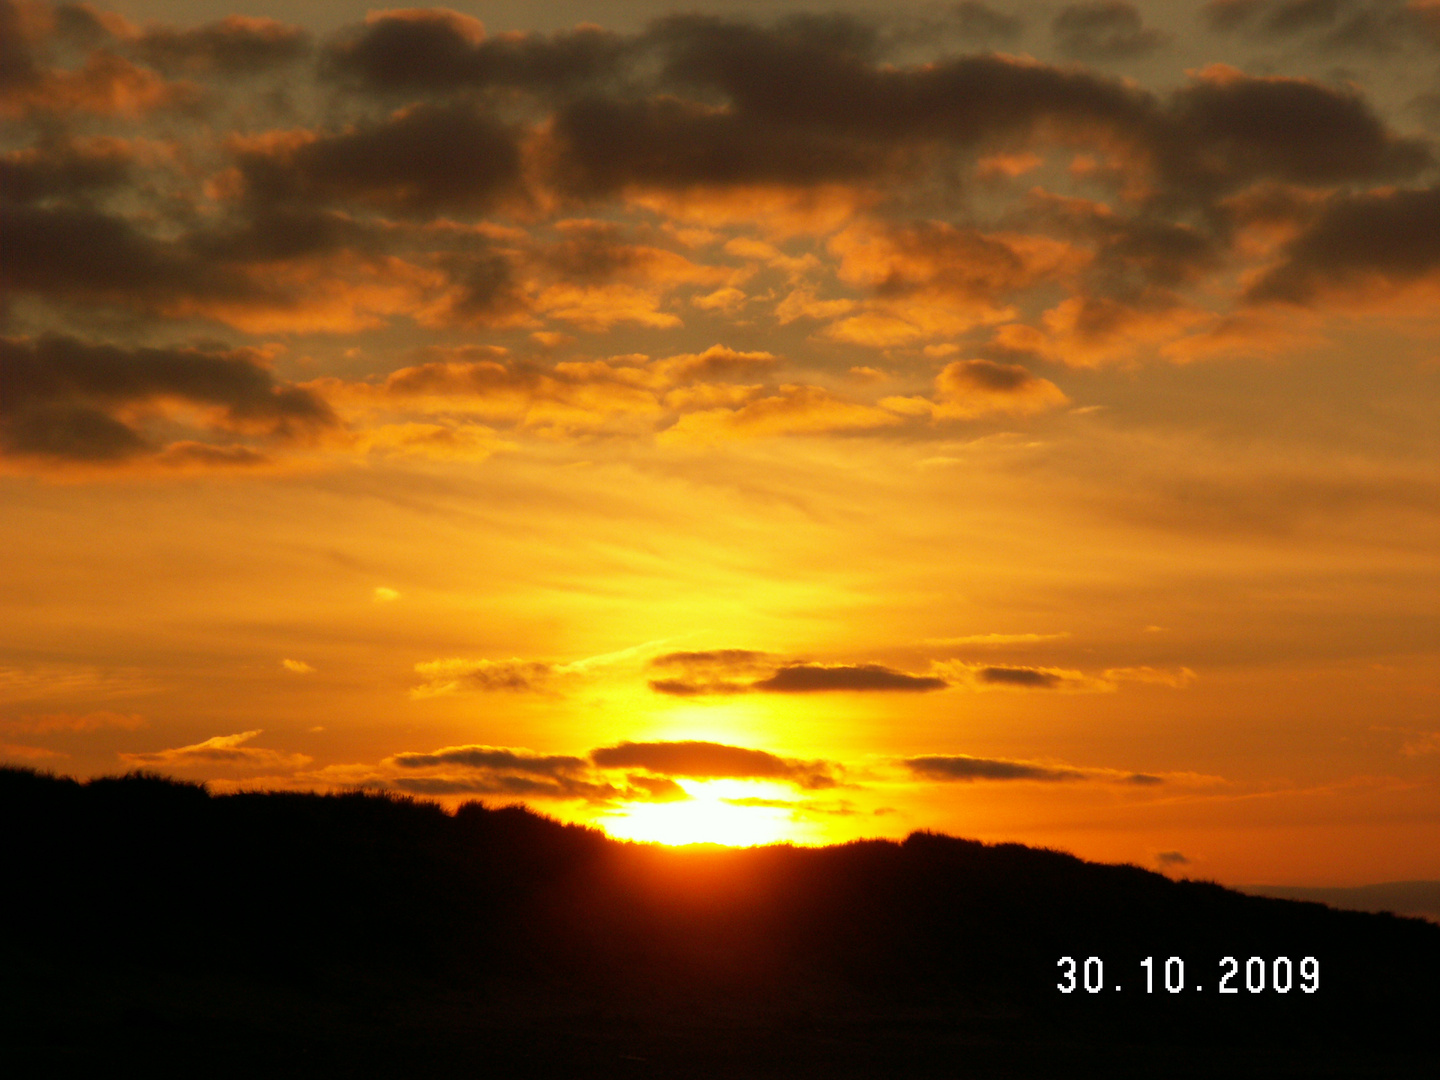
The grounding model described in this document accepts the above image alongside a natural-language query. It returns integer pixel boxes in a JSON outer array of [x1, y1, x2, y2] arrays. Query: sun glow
[[601, 780, 806, 847]]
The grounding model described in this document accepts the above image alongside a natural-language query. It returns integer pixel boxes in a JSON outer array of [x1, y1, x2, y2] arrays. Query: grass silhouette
[[2, 765, 1436, 1077]]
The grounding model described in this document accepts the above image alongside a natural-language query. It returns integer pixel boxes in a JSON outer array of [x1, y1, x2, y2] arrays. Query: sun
[[601, 780, 804, 846]]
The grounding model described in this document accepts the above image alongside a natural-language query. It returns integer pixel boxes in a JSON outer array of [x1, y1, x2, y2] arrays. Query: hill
[[2, 766, 1436, 1078]]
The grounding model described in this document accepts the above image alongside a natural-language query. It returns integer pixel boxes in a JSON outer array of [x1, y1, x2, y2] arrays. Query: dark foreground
[[3, 767, 1436, 1078]]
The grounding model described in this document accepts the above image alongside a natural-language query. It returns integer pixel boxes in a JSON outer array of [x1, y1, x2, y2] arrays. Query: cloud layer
[[5, 1, 1436, 473]]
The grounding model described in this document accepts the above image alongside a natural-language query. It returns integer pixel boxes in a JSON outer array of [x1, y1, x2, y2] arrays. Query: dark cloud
[[0, 202, 260, 314], [233, 102, 522, 217], [950, 2, 1026, 41], [0, 137, 132, 203], [1157, 70, 1431, 199], [324, 8, 627, 96], [648, 677, 748, 696], [546, 16, 1155, 196], [590, 740, 840, 790], [410, 659, 556, 695], [1244, 185, 1440, 303], [647, 649, 773, 696], [0, 334, 335, 464], [134, 16, 310, 75], [1156, 850, 1191, 864], [1021, 191, 1220, 292], [977, 666, 1064, 688], [754, 664, 948, 693], [392, 746, 588, 776], [904, 755, 1087, 782], [540, 15, 1425, 214], [646, 651, 946, 695], [1052, 2, 1169, 59], [1126, 773, 1166, 785], [386, 743, 642, 804], [547, 94, 891, 197], [1204, 0, 1440, 52], [651, 649, 773, 669]]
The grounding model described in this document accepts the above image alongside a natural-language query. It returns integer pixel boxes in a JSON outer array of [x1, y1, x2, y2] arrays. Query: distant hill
[[2, 766, 1436, 1078], [1240, 881, 1440, 923]]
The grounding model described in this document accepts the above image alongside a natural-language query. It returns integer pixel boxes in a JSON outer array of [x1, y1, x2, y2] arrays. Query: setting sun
[[601, 779, 815, 847]]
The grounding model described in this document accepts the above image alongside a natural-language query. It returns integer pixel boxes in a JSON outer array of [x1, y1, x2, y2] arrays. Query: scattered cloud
[[0, 335, 335, 469], [591, 740, 842, 790], [903, 755, 1088, 782], [648, 651, 946, 695], [753, 663, 947, 693], [119, 730, 311, 771], [904, 754, 1167, 785], [410, 658, 555, 697], [381, 742, 692, 804]]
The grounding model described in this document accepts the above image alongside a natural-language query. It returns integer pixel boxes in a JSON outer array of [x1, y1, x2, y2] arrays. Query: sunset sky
[[4, 0, 1439, 886]]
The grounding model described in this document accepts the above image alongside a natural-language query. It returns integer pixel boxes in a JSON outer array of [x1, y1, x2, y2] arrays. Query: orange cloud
[[658, 384, 902, 444], [119, 730, 311, 771]]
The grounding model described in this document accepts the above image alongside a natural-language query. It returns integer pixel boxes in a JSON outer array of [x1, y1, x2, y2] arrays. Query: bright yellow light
[[601, 780, 802, 846]]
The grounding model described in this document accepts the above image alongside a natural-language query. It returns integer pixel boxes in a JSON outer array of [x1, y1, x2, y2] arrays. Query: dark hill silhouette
[[2, 766, 1436, 1078]]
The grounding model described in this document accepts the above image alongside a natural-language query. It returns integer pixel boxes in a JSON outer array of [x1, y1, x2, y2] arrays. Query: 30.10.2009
[[1057, 955, 1319, 994]]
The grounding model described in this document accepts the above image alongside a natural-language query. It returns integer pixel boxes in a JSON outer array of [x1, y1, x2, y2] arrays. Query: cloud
[[1157, 66, 1430, 199], [410, 658, 555, 697], [0, 136, 134, 203], [753, 663, 948, 693], [591, 740, 841, 789], [133, 15, 310, 74], [647, 649, 774, 695], [1104, 666, 1197, 688], [280, 659, 313, 674], [229, 102, 523, 217], [935, 662, 1121, 692], [977, 666, 1065, 689], [0, 3, 195, 118], [926, 359, 1070, 420], [391, 744, 589, 777], [646, 652, 946, 695], [323, 8, 626, 96], [0, 334, 336, 467], [339, 344, 777, 436], [903, 755, 1088, 782], [1244, 185, 1440, 305], [381, 742, 687, 804], [1156, 850, 1190, 865], [1052, 2, 1169, 59], [119, 730, 311, 771], [658, 385, 902, 444], [1204, 0, 1440, 52]]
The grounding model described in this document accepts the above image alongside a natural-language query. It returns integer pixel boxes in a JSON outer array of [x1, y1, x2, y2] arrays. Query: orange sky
[[3, 0, 1439, 885]]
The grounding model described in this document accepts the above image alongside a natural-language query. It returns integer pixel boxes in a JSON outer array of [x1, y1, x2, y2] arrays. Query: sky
[[3, 0, 1439, 887]]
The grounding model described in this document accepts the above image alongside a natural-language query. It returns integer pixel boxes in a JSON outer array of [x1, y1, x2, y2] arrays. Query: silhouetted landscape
[[3, 766, 1436, 1078]]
